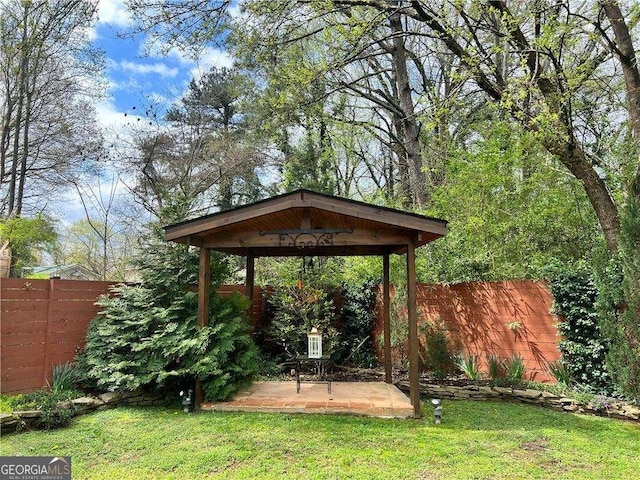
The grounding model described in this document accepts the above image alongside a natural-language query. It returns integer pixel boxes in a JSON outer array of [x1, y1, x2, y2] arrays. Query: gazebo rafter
[[164, 189, 447, 418]]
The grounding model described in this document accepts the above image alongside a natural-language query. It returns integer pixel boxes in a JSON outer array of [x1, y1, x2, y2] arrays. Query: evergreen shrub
[[333, 279, 378, 367], [76, 232, 258, 401], [547, 265, 610, 393], [595, 199, 640, 401]]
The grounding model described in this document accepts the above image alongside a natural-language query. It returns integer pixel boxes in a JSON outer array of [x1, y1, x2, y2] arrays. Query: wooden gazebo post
[[406, 237, 421, 418], [195, 246, 211, 410], [245, 250, 255, 321], [383, 253, 392, 384]]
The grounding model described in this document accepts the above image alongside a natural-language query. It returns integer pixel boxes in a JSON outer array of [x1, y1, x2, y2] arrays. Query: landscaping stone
[[394, 380, 638, 424], [98, 392, 127, 404], [13, 410, 41, 418], [71, 397, 104, 414]]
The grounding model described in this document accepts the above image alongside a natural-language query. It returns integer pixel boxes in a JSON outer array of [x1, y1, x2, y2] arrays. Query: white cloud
[[188, 47, 234, 81], [110, 59, 179, 78], [97, 0, 132, 27]]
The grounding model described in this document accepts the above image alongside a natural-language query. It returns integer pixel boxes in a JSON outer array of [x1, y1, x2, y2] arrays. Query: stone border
[[0, 391, 167, 434], [395, 380, 640, 423]]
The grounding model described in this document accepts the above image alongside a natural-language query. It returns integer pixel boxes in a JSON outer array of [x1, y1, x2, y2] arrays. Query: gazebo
[[164, 189, 447, 418]]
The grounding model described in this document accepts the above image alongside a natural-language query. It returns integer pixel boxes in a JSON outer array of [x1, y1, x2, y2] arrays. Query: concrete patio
[[200, 381, 415, 418]]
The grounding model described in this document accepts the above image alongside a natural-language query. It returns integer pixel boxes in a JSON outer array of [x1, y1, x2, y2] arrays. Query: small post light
[[431, 398, 443, 424], [180, 389, 193, 413], [307, 327, 323, 359]]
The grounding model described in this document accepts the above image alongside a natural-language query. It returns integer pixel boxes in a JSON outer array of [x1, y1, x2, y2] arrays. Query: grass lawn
[[1, 400, 638, 479]]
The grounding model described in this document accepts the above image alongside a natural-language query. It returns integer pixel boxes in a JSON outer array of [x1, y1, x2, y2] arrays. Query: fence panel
[[1, 278, 114, 394], [1, 280, 264, 394]]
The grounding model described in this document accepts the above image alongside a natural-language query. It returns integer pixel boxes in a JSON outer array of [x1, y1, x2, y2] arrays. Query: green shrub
[[7, 389, 81, 430], [419, 318, 458, 380], [76, 231, 258, 401], [455, 353, 482, 380], [547, 264, 610, 392], [595, 199, 640, 401], [504, 355, 526, 385], [51, 362, 78, 393], [547, 360, 572, 385], [486, 354, 504, 381], [333, 279, 378, 367], [266, 284, 339, 359]]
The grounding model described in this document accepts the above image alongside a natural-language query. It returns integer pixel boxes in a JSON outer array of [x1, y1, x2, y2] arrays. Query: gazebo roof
[[164, 189, 447, 257]]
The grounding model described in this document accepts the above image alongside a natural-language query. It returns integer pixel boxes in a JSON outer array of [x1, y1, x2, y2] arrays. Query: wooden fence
[[374, 280, 560, 382], [1, 278, 560, 394], [1, 278, 115, 394], [0, 279, 265, 395]]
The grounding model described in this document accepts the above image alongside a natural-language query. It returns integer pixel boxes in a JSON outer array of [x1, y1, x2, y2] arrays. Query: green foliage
[[595, 199, 640, 401], [418, 318, 458, 380], [546, 360, 572, 385], [0, 214, 57, 276], [503, 355, 526, 386], [76, 231, 258, 401], [333, 279, 378, 367], [455, 353, 482, 380], [547, 264, 610, 392], [6, 389, 81, 430], [421, 123, 600, 283], [486, 354, 505, 381], [382, 285, 409, 367], [51, 362, 79, 393], [266, 284, 338, 359]]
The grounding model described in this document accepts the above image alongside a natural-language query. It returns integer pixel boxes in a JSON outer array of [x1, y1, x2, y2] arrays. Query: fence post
[[40, 278, 56, 388]]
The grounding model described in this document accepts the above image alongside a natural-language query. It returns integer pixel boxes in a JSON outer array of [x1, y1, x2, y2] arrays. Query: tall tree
[[0, 0, 105, 218], [129, 67, 267, 220]]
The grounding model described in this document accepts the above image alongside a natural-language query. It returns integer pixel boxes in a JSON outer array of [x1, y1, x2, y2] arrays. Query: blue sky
[[55, 1, 234, 225], [92, 0, 233, 133]]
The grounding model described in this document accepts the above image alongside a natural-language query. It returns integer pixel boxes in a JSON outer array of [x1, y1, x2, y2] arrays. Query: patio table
[[294, 354, 332, 394]]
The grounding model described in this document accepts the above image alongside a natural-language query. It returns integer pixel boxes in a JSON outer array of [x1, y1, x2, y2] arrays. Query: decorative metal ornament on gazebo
[[307, 327, 323, 358]]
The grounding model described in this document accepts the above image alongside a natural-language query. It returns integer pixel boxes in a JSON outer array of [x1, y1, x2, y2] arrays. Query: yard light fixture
[[180, 389, 193, 413], [307, 327, 323, 359], [431, 398, 443, 424]]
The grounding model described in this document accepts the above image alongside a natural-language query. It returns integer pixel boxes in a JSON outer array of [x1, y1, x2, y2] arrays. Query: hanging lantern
[[307, 327, 323, 358]]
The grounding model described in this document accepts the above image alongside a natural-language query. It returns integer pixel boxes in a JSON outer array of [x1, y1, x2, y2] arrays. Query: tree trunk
[[389, 12, 427, 208], [600, 1, 640, 200], [544, 134, 621, 252], [7, 2, 29, 217]]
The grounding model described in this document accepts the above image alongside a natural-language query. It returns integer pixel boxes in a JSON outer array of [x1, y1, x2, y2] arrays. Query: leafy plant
[[418, 318, 458, 380], [455, 353, 482, 380], [6, 389, 81, 430], [547, 359, 572, 385], [384, 284, 410, 367], [486, 354, 505, 381], [547, 264, 610, 392], [76, 230, 258, 401], [50, 362, 78, 393], [266, 284, 339, 359], [333, 279, 378, 367], [587, 394, 615, 415], [504, 355, 526, 385], [595, 199, 640, 401]]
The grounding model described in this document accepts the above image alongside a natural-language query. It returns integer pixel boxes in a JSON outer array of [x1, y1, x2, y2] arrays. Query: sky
[[93, 0, 233, 134], [55, 0, 234, 225]]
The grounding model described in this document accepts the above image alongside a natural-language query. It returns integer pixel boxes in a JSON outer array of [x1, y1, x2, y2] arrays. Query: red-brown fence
[[0, 279, 265, 395], [1, 278, 560, 394], [1, 278, 115, 394], [374, 280, 560, 382]]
